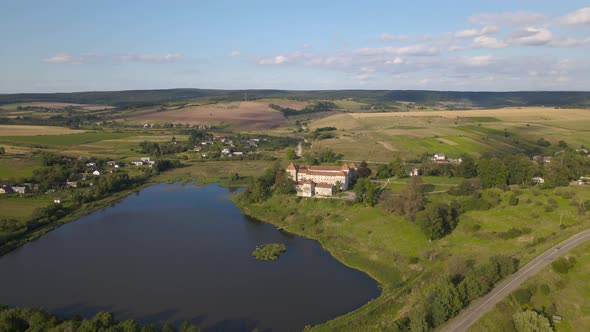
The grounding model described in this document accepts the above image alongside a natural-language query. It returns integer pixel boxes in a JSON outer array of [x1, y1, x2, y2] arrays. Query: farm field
[[0, 196, 52, 220], [307, 107, 590, 161], [471, 240, 590, 332], [0, 125, 85, 136], [0, 102, 113, 111], [128, 101, 287, 130], [0, 157, 40, 179], [0, 132, 132, 147]]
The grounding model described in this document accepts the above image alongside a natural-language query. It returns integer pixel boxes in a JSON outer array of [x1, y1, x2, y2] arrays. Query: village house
[[221, 148, 232, 157], [92, 170, 101, 176], [287, 163, 357, 197], [132, 157, 155, 167], [532, 177, 545, 184], [409, 168, 421, 177], [12, 186, 27, 194], [66, 181, 78, 188], [0, 185, 14, 194], [432, 153, 448, 163]]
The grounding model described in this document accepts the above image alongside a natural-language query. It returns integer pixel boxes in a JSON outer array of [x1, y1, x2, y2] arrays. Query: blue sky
[[2, 1, 590, 92]]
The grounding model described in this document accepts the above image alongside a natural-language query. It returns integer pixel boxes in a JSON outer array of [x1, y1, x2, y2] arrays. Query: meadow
[[0, 132, 132, 146], [0, 125, 85, 136], [307, 107, 590, 161], [238, 185, 590, 331]]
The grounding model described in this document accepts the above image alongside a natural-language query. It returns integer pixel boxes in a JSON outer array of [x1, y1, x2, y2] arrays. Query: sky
[[2, 1, 590, 93]]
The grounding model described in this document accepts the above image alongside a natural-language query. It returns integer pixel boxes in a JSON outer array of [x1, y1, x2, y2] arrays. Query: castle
[[286, 163, 357, 197]]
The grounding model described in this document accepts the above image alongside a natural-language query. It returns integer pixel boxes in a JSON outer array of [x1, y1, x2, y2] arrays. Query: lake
[[0, 183, 380, 331]]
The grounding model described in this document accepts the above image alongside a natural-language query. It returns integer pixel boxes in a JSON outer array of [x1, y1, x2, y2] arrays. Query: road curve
[[439, 228, 590, 332]]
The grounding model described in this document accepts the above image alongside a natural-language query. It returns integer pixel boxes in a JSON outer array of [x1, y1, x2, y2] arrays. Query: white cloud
[[379, 33, 410, 42], [229, 50, 241, 57], [355, 44, 438, 56], [507, 27, 553, 46], [43, 54, 74, 63], [455, 25, 498, 38], [549, 37, 590, 47], [472, 36, 508, 49], [258, 55, 290, 65], [43, 53, 183, 64], [469, 12, 546, 26], [463, 55, 495, 67], [115, 53, 183, 63], [303, 43, 312, 49], [555, 7, 590, 25], [385, 57, 405, 65]]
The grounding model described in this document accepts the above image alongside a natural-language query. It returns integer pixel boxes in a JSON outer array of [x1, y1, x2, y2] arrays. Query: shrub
[[513, 288, 533, 305], [252, 243, 287, 261], [509, 194, 519, 206], [551, 256, 576, 274]]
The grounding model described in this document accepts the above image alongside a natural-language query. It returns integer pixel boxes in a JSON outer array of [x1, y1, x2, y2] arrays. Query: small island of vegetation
[[252, 243, 287, 261]]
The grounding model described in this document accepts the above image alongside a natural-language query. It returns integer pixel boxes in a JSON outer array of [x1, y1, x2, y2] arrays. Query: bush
[[252, 243, 287, 261], [509, 194, 519, 206], [551, 256, 576, 274], [513, 288, 533, 305]]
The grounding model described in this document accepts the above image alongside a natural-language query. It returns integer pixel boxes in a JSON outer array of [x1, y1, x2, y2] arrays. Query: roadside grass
[[470, 240, 590, 332]]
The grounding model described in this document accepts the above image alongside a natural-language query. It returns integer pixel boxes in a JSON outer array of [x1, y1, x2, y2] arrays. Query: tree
[[354, 178, 379, 206], [0, 146, 5, 155], [285, 148, 297, 160], [477, 157, 508, 188], [380, 176, 425, 220], [357, 161, 372, 178], [431, 281, 463, 327], [180, 322, 200, 332], [161, 323, 175, 332], [408, 306, 429, 332], [512, 310, 553, 332], [415, 203, 459, 240], [458, 154, 477, 178], [376, 164, 393, 179], [503, 154, 536, 186], [558, 140, 568, 148], [390, 157, 406, 177]]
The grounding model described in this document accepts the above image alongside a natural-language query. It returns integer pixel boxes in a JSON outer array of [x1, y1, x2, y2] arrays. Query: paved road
[[439, 229, 590, 332]]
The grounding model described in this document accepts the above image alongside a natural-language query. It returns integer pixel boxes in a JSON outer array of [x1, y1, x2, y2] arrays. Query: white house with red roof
[[286, 163, 357, 197]]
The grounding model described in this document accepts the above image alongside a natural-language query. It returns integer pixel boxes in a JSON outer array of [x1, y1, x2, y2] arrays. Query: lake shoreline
[[1, 182, 380, 331]]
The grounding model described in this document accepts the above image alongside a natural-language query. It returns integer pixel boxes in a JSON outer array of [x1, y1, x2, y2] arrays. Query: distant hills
[[1, 89, 590, 108]]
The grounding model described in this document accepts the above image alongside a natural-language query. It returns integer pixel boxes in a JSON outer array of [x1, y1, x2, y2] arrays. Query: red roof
[[287, 163, 296, 170], [315, 182, 334, 188], [306, 170, 346, 176]]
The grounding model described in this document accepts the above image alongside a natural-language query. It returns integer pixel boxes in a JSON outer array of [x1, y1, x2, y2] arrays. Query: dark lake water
[[0, 183, 380, 331]]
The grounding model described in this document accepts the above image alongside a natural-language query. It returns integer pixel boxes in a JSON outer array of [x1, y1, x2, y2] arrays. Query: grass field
[[471, 240, 590, 332], [0, 132, 132, 147], [0, 125, 85, 136], [0, 157, 40, 179], [305, 107, 590, 161], [0, 196, 51, 220]]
